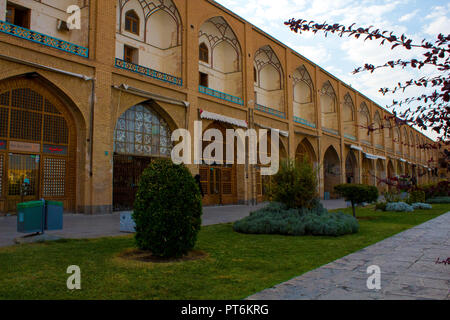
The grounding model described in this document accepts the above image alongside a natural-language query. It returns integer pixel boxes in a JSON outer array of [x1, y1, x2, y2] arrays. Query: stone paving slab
[[248, 212, 450, 300]]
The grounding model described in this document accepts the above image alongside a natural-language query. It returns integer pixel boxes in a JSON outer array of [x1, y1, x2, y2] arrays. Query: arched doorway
[[256, 133, 288, 202], [199, 122, 237, 206], [387, 160, 395, 190], [296, 138, 316, 165], [113, 103, 173, 211], [323, 146, 340, 199], [376, 159, 386, 191], [362, 158, 374, 185], [345, 150, 358, 184], [397, 161, 404, 176], [0, 77, 77, 212]]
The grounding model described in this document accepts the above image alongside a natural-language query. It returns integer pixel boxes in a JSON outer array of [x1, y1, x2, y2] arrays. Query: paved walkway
[[0, 200, 348, 248], [248, 212, 450, 300]]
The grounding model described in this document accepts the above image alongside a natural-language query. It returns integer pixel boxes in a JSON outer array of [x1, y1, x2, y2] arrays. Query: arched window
[[199, 43, 209, 63], [125, 10, 140, 35], [114, 105, 172, 157]]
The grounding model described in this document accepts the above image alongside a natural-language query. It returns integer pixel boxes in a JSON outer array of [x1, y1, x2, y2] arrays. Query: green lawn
[[0, 204, 449, 300]]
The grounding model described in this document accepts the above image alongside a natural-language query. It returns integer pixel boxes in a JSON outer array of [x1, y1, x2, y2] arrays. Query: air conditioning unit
[[57, 19, 70, 31]]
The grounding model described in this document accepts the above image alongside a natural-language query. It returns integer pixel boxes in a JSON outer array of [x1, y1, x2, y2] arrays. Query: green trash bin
[[17, 201, 45, 234], [45, 200, 63, 231]]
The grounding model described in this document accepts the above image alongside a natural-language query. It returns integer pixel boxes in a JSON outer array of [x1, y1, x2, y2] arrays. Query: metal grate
[[0, 92, 9, 106], [44, 99, 61, 114], [199, 167, 209, 195], [10, 109, 42, 141], [8, 154, 39, 196], [0, 107, 8, 138], [42, 158, 66, 197], [12, 88, 43, 111], [44, 114, 68, 144], [222, 169, 232, 195]]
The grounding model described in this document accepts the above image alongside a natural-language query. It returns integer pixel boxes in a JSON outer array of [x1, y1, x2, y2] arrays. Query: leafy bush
[[427, 196, 450, 204], [420, 181, 450, 199], [133, 159, 203, 258], [385, 202, 414, 212], [334, 184, 379, 218], [269, 158, 318, 209], [383, 190, 401, 203], [375, 202, 387, 212], [408, 190, 426, 204], [233, 202, 359, 237], [412, 203, 432, 210]]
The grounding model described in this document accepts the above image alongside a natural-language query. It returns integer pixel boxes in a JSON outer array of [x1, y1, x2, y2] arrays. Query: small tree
[[269, 158, 318, 209], [335, 184, 379, 218], [133, 159, 203, 258]]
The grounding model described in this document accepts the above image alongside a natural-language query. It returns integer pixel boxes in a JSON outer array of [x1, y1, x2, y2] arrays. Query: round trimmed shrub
[[133, 159, 203, 258], [233, 202, 359, 237], [334, 184, 379, 218]]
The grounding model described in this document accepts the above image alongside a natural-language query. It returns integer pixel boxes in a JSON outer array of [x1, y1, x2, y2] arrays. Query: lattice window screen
[[44, 115, 69, 144], [0, 107, 8, 138], [222, 169, 232, 195], [0, 92, 9, 106], [12, 88, 43, 111], [43, 158, 66, 197], [44, 99, 61, 114], [10, 109, 42, 141]]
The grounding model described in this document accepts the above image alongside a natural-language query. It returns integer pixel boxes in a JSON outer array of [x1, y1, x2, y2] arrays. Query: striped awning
[[199, 110, 248, 128]]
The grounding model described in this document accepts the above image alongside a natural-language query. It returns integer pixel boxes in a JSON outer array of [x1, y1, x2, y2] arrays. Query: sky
[[215, 0, 450, 140]]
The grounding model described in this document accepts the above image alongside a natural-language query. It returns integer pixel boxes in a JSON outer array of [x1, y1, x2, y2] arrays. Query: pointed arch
[[323, 145, 341, 199], [254, 45, 284, 112], [345, 149, 358, 184], [296, 138, 317, 165], [384, 118, 393, 150], [0, 74, 84, 212], [320, 81, 338, 132], [117, 0, 183, 77], [343, 93, 356, 138], [293, 65, 315, 125], [359, 102, 371, 144], [376, 159, 386, 191], [374, 111, 383, 147], [198, 16, 243, 98], [394, 126, 401, 153]]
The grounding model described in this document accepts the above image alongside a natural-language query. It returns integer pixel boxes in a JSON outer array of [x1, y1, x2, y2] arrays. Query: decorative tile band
[[344, 133, 357, 141], [0, 20, 88, 58], [199, 85, 243, 105], [293, 116, 316, 128], [361, 139, 371, 145], [255, 104, 286, 119], [323, 127, 339, 135], [375, 144, 384, 150], [115, 58, 182, 86]]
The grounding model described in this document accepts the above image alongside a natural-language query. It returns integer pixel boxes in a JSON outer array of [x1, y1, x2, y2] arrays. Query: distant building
[[0, 0, 440, 213]]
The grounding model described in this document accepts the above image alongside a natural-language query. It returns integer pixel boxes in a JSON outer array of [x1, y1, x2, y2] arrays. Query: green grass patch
[[0, 204, 449, 300]]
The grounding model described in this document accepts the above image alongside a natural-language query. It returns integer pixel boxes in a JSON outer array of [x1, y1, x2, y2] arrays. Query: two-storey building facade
[[0, 0, 439, 213]]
